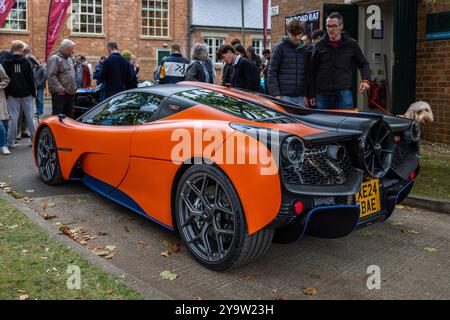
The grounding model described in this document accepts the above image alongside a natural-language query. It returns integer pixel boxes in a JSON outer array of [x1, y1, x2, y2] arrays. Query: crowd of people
[[0, 11, 371, 156]]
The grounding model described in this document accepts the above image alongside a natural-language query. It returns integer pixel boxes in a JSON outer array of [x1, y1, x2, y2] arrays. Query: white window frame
[[251, 39, 271, 58], [1, 0, 28, 32], [141, 0, 170, 39], [204, 37, 224, 65], [71, 0, 104, 35]]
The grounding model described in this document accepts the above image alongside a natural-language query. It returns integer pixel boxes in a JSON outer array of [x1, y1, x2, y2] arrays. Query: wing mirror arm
[[58, 114, 66, 123]]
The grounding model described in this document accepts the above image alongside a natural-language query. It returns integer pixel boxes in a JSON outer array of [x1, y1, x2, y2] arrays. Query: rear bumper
[[269, 173, 417, 239]]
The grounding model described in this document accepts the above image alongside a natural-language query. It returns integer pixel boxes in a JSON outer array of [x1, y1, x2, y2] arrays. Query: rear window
[[175, 89, 279, 121]]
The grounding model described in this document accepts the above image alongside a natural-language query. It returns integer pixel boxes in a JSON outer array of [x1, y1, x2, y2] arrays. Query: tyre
[[36, 127, 64, 185], [175, 164, 274, 271]]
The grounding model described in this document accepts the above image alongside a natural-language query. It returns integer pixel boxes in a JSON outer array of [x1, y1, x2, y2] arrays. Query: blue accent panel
[[82, 174, 174, 231], [395, 179, 414, 204], [83, 174, 116, 194], [298, 205, 361, 240]]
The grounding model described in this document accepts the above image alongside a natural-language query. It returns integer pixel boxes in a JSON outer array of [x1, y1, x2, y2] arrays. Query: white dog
[[400, 101, 434, 126]]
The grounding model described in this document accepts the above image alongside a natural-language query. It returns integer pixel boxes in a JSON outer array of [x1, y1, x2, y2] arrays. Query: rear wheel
[[175, 164, 274, 271], [36, 127, 64, 185]]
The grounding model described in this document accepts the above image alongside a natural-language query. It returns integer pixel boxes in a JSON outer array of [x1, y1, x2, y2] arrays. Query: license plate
[[355, 179, 381, 218]]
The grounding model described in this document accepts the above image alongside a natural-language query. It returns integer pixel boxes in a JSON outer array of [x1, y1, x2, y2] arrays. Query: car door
[[78, 91, 160, 191]]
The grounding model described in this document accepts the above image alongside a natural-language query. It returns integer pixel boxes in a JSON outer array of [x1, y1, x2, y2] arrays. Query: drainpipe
[[187, 0, 192, 59], [241, 0, 245, 47]]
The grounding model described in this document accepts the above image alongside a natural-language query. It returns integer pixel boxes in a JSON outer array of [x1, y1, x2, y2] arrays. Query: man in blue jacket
[[155, 44, 189, 84], [267, 20, 311, 107], [98, 42, 133, 98]]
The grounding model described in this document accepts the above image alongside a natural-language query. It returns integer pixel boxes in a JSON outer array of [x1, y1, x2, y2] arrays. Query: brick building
[[271, 0, 450, 143], [0, 0, 269, 83]]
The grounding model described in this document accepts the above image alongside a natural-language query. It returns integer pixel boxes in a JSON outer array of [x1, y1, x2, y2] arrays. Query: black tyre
[[175, 164, 274, 271], [36, 127, 64, 185]]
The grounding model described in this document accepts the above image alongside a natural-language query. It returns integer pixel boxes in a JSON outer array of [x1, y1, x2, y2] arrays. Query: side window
[[81, 92, 163, 126]]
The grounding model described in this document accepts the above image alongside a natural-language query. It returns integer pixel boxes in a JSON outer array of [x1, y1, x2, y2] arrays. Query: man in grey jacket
[[47, 39, 77, 116]]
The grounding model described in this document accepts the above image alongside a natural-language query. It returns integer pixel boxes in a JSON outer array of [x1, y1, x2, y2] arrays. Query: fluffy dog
[[401, 101, 434, 126]]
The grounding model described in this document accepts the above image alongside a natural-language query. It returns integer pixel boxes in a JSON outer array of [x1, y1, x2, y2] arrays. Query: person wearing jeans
[[267, 20, 311, 107], [308, 12, 371, 109], [315, 89, 354, 110], [35, 62, 47, 116], [0, 64, 10, 154], [47, 39, 77, 116], [2, 40, 36, 148]]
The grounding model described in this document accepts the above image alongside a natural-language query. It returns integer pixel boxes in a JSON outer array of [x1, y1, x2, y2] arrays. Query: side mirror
[[58, 114, 66, 123]]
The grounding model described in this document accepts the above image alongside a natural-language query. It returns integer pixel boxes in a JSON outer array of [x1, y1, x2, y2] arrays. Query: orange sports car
[[33, 82, 420, 270]]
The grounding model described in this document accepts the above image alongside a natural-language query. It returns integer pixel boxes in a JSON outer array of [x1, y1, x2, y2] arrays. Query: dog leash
[[362, 92, 394, 116]]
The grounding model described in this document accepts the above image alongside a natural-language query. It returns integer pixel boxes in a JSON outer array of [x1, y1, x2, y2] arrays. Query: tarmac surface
[[1, 137, 449, 300]]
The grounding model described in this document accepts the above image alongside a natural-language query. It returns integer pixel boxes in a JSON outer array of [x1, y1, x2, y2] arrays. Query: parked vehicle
[[33, 82, 420, 270]]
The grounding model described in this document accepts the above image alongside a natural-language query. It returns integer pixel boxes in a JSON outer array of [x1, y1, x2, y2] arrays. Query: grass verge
[[0, 198, 143, 300], [413, 141, 450, 200]]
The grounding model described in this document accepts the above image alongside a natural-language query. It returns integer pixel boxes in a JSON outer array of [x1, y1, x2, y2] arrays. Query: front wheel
[[36, 127, 64, 185], [175, 164, 274, 271]]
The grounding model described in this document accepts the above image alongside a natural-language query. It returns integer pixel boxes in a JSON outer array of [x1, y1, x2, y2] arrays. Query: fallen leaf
[[3, 187, 12, 192], [105, 245, 116, 251], [390, 221, 404, 226], [104, 253, 114, 259], [161, 251, 171, 258], [194, 296, 203, 300], [171, 243, 181, 253], [95, 250, 110, 257], [124, 226, 131, 233], [19, 294, 29, 300], [21, 249, 29, 255], [138, 240, 145, 247], [76, 197, 88, 203], [42, 213, 58, 220], [163, 240, 171, 247], [244, 274, 257, 281], [106, 288, 114, 295], [275, 295, 288, 300], [20, 197, 33, 203], [424, 247, 437, 253], [127, 218, 134, 221], [25, 189, 34, 193], [361, 230, 373, 237], [0, 182, 8, 188], [8, 224, 20, 230], [78, 240, 88, 246], [17, 290, 27, 294], [43, 202, 55, 210], [303, 287, 318, 296], [160, 270, 178, 281], [309, 273, 321, 280], [396, 205, 405, 209], [407, 229, 419, 234]]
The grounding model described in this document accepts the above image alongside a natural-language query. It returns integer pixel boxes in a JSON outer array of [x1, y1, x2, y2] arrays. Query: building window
[[72, 0, 103, 35], [252, 39, 270, 57], [1, 0, 27, 31], [142, 0, 169, 38], [204, 38, 224, 64]]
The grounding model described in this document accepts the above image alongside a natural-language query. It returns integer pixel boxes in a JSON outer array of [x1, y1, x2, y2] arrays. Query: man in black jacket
[[217, 45, 259, 91], [267, 20, 311, 107], [308, 12, 371, 110], [98, 42, 133, 99], [2, 40, 36, 148]]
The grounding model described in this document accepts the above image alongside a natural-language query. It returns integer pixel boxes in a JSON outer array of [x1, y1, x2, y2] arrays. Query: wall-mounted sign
[[285, 10, 320, 36], [426, 11, 450, 40], [271, 6, 279, 17]]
